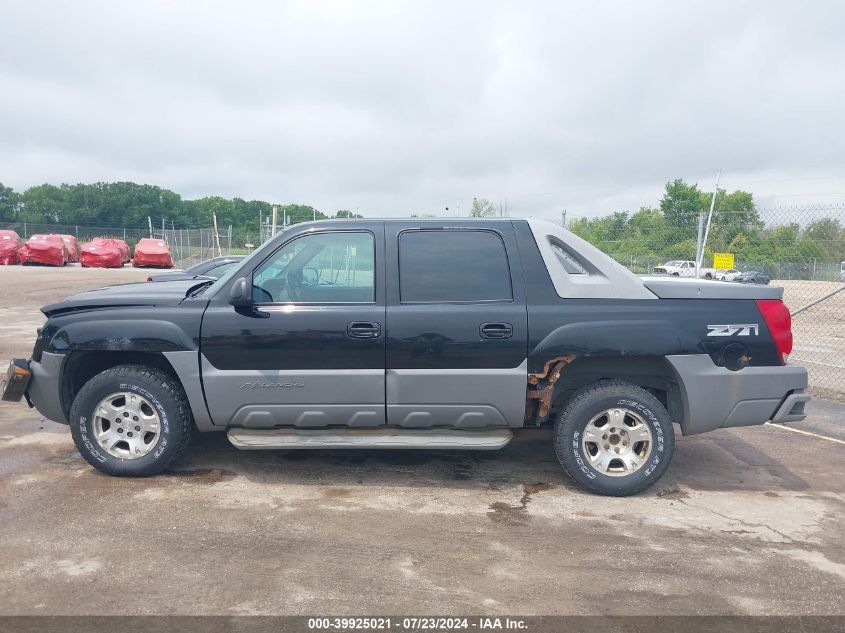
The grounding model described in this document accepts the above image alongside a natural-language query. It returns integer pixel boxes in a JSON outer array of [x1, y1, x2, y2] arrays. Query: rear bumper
[[666, 354, 809, 435]]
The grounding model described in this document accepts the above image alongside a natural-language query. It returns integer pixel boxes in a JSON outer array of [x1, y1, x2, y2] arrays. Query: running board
[[227, 428, 513, 451]]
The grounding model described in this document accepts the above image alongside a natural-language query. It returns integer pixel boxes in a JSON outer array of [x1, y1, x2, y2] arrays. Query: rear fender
[[529, 320, 702, 371]]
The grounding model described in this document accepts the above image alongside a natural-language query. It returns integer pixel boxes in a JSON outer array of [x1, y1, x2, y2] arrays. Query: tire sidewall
[[558, 388, 674, 495], [70, 371, 181, 476]]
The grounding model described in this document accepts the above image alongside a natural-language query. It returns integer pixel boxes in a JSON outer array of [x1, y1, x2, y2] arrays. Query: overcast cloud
[[1, 1, 844, 219]]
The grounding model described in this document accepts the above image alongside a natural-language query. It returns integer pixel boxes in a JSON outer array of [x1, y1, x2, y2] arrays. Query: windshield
[[200, 233, 287, 297]]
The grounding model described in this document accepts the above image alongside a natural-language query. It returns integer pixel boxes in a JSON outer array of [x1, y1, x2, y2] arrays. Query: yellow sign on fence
[[713, 252, 735, 270]]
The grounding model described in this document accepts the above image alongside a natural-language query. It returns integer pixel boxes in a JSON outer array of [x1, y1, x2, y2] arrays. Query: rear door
[[385, 221, 528, 428], [200, 223, 386, 428]]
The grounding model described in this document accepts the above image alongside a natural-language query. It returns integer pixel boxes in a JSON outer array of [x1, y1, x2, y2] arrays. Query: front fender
[[46, 319, 196, 353]]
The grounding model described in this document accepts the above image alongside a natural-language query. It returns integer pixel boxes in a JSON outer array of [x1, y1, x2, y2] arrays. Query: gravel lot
[[0, 266, 843, 616]]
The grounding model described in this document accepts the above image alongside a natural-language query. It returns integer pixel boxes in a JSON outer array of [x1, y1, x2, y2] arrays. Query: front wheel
[[69, 365, 193, 476], [554, 380, 675, 496]]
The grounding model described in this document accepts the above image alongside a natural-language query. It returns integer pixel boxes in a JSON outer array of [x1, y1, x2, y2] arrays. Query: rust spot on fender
[[526, 355, 576, 420]]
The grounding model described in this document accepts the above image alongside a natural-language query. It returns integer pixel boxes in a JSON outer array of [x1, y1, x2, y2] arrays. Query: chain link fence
[[150, 227, 233, 269], [0, 221, 149, 245], [566, 203, 845, 400]]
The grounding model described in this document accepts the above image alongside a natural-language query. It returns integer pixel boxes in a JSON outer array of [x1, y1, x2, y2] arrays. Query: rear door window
[[399, 230, 512, 303]]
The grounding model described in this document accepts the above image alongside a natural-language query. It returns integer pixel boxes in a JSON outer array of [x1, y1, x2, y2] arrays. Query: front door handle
[[347, 321, 382, 339], [480, 322, 513, 339]]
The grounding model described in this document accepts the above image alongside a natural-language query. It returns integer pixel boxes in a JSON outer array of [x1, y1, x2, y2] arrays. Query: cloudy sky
[[2, 1, 844, 220]]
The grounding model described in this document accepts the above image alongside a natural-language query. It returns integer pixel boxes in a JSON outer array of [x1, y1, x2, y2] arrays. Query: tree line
[[568, 180, 845, 271], [0, 181, 361, 239], [1, 179, 842, 270]]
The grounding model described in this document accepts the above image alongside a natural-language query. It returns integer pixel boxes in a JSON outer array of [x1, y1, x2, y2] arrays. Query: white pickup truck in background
[[653, 260, 719, 278]]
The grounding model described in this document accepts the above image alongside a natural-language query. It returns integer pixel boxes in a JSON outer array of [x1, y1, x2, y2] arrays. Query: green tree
[[0, 183, 20, 222], [710, 189, 762, 250], [470, 198, 496, 217], [660, 179, 708, 240], [802, 217, 844, 260]]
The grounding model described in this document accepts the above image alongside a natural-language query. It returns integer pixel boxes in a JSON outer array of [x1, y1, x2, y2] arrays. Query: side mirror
[[228, 277, 252, 307]]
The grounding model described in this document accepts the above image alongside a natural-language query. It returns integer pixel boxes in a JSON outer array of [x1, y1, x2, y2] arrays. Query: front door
[[385, 222, 528, 428], [200, 224, 386, 428]]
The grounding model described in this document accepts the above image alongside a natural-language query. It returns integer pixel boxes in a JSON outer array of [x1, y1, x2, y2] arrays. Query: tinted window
[[253, 231, 374, 303], [399, 230, 512, 302]]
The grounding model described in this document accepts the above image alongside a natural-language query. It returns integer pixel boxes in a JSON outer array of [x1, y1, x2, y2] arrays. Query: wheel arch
[[542, 356, 684, 429], [60, 350, 183, 422]]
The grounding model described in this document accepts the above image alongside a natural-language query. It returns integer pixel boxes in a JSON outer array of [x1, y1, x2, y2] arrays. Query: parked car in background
[[57, 235, 80, 263], [80, 238, 127, 268], [716, 268, 741, 281], [0, 230, 21, 265], [133, 238, 173, 268], [734, 271, 770, 285], [147, 256, 244, 282], [653, 260, 718, 279], [18, 234, 68, 266]]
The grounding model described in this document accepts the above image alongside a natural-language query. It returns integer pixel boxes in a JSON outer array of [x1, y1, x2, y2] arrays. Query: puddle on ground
[[487, 482, 555, 524], [166, 467, 237, 482]]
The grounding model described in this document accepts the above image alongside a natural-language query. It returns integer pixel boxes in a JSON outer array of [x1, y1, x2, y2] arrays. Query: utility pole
[[148, 216, 153, 238], [212, 213, 222, 257], [696, 170, 721, 277], [271, 205, 277, 236], [561, 210, 567, 228]]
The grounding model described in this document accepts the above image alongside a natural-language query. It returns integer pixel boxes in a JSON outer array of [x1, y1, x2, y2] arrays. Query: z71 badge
[[706, 323, 759, 336]]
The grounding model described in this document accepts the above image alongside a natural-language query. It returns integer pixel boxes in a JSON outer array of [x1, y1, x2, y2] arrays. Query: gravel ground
[[0, 266, 843, 616]]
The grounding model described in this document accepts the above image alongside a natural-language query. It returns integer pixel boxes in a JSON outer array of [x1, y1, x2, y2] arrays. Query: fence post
[[23, 222, 27, 238]]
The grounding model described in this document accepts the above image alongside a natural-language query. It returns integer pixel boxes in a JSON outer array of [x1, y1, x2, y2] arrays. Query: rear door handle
[[347, 321, 382, 339], [480, 322, 513, 339]]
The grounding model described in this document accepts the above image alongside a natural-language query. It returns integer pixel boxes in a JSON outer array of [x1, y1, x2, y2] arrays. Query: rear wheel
[[554, 380, 674, 496], [69, 365, 192, 476]]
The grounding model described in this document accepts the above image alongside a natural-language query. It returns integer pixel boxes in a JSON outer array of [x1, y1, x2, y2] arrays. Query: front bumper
[[2, 352, 68, 424], [666, 354, 809, 435], [1, 359, 32, 402]]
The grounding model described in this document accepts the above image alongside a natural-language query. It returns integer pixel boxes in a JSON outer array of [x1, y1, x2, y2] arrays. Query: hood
[[147, 272, 212, 283], [42, 279, 210, 316]]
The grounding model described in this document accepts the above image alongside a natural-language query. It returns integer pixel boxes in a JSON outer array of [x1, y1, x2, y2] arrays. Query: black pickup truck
[[2, 219, 809, 495]]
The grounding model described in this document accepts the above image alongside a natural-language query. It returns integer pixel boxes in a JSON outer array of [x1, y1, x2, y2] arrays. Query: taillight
[[755, 299, 793, 364]]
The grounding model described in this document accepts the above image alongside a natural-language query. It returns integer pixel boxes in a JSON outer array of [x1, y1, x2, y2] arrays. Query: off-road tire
[[554, 379, 675, 496], [69, 364, 192, 476]]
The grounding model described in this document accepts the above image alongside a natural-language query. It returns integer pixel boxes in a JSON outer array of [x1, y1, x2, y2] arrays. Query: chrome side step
[[227, 428, 513, 451]]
